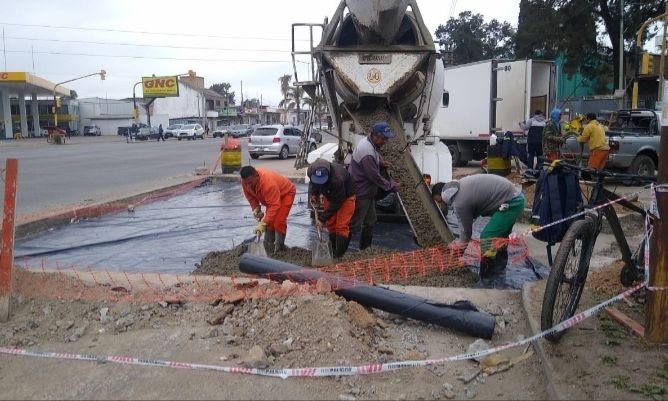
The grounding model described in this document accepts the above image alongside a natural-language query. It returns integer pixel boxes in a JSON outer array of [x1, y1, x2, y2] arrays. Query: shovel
[[247, 232, 267, 257], [311, 203, 333, 266]]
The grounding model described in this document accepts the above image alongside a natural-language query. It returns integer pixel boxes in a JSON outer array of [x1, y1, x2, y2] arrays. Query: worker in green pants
[[432, 175, 525, 283]]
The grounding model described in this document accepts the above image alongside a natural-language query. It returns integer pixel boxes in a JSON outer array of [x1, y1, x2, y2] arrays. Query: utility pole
[[646, 64, 668, 344], [240, 80, 244, 124], [658, 2, 668, 104], [618, 0, 624, 91]]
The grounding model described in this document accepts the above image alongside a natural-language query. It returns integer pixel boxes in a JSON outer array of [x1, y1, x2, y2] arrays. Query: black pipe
[[240, 254, 496, 339]]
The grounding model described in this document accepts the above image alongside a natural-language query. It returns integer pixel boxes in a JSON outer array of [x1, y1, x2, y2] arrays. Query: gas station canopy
[[0, 72, 71, 97]]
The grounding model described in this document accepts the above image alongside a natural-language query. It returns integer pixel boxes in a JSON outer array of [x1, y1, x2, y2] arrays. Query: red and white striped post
[[0, 158, 18, 322]]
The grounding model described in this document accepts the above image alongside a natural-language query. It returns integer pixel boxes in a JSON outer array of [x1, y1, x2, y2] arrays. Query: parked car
[[164, 124, 182, 139], [296, 124, 323, 143], [561, 109, 660, 177], [214, 124, 253, 138], [248, 125, 317, 160], [177, 124, 205, 140], [83, 125, 101, 136]]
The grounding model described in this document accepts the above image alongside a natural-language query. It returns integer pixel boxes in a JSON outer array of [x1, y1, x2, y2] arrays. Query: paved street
[[0, 134, 325, 217]]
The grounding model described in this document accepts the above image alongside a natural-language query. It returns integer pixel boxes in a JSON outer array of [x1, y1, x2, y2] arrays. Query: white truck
[[433, 59, 557, 166]]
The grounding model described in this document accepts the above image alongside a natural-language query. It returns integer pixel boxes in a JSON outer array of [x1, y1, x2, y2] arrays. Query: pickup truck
[[561, 109, 661, 177]]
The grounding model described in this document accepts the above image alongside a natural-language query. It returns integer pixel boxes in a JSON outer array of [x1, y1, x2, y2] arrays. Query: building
[[0, 71, 73, 138], [152, 76, 224, 133]]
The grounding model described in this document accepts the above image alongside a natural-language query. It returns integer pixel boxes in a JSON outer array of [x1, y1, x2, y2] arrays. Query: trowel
[[311, 203, 333, 266]]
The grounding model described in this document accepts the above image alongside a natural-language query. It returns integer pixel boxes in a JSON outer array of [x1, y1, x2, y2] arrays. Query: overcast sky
[[1, 0, 521, 106]]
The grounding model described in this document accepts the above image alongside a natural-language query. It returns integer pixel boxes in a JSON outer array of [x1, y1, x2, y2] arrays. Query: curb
[[520, 281, 563, 401]]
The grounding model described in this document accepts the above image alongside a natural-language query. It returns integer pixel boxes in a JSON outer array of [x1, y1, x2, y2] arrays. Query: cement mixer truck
[[292, 0, 453, 246]]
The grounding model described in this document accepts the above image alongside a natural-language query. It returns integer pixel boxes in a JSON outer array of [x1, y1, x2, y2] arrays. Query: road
[[1, 134, 323, 217]]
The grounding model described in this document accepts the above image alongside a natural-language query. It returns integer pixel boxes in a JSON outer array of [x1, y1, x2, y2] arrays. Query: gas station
[[0, 71, 71, 139]]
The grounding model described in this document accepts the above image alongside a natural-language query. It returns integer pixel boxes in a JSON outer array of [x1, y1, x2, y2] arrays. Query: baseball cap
[[372, 121, 394, 139], [311, 167, 329, 184]]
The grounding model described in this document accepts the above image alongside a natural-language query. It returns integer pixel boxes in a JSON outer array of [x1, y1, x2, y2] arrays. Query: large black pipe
[[240, 254, 496, 339]]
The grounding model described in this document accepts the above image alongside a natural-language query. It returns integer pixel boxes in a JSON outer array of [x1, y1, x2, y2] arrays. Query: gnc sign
[[142, 76, 179, 97]]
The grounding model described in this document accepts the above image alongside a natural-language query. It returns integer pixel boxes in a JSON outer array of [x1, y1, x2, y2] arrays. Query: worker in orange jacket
[[241, 166, 296, 253]]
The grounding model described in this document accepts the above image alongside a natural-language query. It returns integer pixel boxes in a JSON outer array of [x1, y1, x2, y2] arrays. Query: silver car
[[248, 125, 316, 160]]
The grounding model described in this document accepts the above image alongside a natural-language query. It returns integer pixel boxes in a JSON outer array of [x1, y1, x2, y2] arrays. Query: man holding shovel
[[308, 158, 356, 258], [241, 166, 296, 253]]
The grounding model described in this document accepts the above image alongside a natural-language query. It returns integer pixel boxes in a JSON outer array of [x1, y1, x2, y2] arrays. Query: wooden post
[[0, 158, 18, 322], [646, 78, 668, 343]]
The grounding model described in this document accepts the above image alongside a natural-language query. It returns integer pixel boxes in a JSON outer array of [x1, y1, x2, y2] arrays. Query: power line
[[0, 21, 305, 42], [4, 35, 291, 53], [5, 49, 294, 63]]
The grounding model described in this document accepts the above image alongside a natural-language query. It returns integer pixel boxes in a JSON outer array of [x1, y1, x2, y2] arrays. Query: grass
[[602, 355, 618, 365], [607, 375, 630, 390], [659, 361, 668, 381]]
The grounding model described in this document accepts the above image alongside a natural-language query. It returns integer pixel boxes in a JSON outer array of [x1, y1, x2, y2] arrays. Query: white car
[[248, 124, 317, 159], [164, 124, 182, 139], [177, 124, 205, 140]]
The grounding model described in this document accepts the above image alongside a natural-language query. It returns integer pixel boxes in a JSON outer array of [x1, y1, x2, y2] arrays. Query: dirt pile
[[1, 268, 412, 370]]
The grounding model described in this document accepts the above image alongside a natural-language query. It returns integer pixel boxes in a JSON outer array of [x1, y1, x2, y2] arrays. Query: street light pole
[[53, 70, 106, 128], [132, 81, 142, 122]]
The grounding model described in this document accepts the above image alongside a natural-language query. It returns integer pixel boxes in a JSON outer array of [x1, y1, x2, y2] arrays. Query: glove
[[253, 207, 264, 221], [255, 221, 267, 235], [310, 195, 319, 207], [315, 219, 324, 231]]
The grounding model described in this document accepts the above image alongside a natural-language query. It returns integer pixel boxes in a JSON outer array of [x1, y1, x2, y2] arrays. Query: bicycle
[[539, 160, 656, 342]]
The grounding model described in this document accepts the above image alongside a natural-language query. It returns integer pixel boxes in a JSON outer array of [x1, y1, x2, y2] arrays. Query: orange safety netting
[[11, 237, 530, 303]]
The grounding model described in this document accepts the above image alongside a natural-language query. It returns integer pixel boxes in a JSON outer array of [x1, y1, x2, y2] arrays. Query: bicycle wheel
[[541, 217, 596, 342]]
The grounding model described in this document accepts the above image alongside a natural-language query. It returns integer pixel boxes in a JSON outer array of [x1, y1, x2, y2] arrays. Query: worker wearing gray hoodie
[[432, 174, 524, 283]]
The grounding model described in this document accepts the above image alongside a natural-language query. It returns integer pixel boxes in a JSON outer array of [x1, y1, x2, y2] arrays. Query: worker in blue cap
[[308, 158, 356, 258], [348, 121, 400, 250]]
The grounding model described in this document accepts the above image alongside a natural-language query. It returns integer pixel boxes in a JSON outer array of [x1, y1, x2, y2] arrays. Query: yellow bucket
[[487, 143, 510, 176], [220, 139, 242, 173]]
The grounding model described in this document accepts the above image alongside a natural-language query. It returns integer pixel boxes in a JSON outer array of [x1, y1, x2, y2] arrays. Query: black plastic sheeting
[[14, 182, 418, 274], [240, 254, 496, 339]]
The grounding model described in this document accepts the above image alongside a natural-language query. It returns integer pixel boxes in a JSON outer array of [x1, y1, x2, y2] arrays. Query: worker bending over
[[240, 166, 296, 253], [432, 174, 524, 284], [349, 121, 400, 250], [308, 158, 356, 258]]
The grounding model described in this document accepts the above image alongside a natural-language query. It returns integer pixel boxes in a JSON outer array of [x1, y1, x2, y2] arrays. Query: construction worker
[[432, 174, 524, 284], [349, 121, 400, 250], [577, 112, 609, 170], [542, 108, 564, 162], [240, 166, 296, 253], [308, 158, 356, 258], [520, 110, 546, 169]]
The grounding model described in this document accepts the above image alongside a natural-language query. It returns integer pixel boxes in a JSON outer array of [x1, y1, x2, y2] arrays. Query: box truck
[[432, 59, 556, 166]]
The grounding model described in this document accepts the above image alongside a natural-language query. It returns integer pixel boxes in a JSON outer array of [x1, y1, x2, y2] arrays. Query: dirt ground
[[0, 267, 545, 400], [525, 261, 668, 400]]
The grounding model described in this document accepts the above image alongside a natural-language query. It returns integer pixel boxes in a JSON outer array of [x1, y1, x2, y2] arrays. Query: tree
[[516, 0, 666, 90], [278, 86, 307, 125], [278, 74, 292, 101], [209, 82, 236, 105], [435, 11, 516, 65], [302, 93, 328, 127]]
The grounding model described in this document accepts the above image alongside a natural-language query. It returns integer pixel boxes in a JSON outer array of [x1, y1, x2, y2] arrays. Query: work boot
[[263, 229, 276, 254], [275, 232, 286, 253], [334, 235, 351, 259], [479, 257, 496, 280], [359, 227, 373, 250], [494, 247, 509, 274]]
